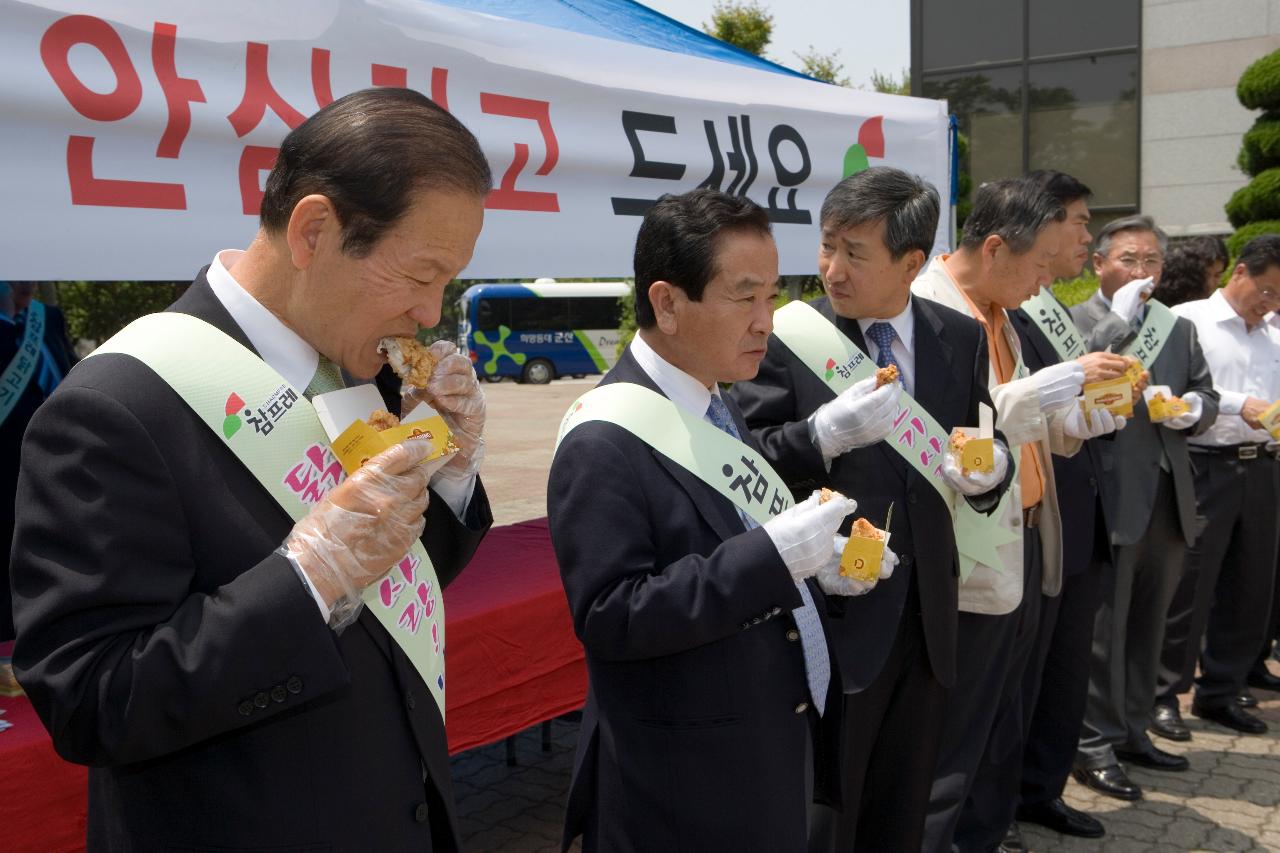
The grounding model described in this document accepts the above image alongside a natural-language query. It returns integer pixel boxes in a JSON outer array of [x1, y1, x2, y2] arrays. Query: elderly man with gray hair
[[1070, 215, 1219, 801]]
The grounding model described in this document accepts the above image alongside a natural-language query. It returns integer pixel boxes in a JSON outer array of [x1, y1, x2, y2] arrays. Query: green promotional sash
[[1020, 289, 1085, 361], [0, 300, 45, 426], [770, 301, 1019, 580], [89, 313, 448, 718], [1122, 299, 1178, 370], [555, 382, 794, 526]]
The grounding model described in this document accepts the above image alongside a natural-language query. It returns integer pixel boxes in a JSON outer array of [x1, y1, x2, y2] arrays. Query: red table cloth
[[0, 517, 584, 851]]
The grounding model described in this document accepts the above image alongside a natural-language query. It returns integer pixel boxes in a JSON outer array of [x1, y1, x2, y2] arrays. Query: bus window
[[476, 298, 509, 332], [568, 296, 621, 329], [509, 297, 570, 332]]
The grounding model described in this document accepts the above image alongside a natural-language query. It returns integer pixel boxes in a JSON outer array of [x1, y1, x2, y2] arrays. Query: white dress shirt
[[855, 296, 916, 396], [631, 329, 721, 420], [1172, 290, 1280, 446], [207, 250, 476, 618]]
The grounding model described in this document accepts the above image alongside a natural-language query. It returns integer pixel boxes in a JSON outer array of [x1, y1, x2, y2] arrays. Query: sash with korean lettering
[[1020, 289, 1085, 361], [1122, 299, 1179, 370], [88, 312, 448, 719], [555, 383, 794, 526], [0, 300, 45, 427], [770, 300, 1020, 579]]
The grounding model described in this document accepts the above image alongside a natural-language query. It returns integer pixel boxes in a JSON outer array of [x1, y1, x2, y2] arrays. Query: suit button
[[908, 493, 918, 505], [786, 629, 800, 642], [771, 606, 782, 616], [414, 802, 429, 823], [286, 676, 303, 695], [271, 686, 287, 704], [253, 691, 269, 709], [794, 702, 809, 714], [237, 700, 253, 716], [407, 695, 417, 711]]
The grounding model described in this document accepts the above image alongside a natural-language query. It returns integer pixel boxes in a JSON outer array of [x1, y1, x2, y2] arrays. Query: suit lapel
[[605, 349, 747, 542]]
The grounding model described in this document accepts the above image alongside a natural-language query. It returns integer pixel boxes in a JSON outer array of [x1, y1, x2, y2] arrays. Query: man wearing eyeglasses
[[1154, 234, 1280, 738], [1070, 216, 1219, 801]]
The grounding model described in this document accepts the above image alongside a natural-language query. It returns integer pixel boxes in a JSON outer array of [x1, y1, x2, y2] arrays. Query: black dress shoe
[[1239, 689, 1259, 708], [1192, 700, 1269, 734], [1247, 668, 1280, 692], [1017, 797, 1105, 839], [1150, 703, 1191, 741], [1116, 745, 1190, 771], [998, 821, 1026, 853], [1072, 764, 1142, 801]]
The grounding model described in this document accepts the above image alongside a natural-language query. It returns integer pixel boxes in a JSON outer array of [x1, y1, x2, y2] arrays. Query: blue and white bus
[[458, 280, 629, 383]]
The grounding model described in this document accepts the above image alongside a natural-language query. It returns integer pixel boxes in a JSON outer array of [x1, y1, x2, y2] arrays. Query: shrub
[[1237, 112, 1280, 177], [1238, 49, 1280, 112], [1226, 219, 1280, 260], [1051, 274, 1099, 308], [616, 285, 637, 356], [1225, 168, 1280, 228]]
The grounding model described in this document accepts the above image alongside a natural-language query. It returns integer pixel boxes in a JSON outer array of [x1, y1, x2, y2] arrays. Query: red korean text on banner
[[41, 15, 190, 209], [480, 94, 559, 212]]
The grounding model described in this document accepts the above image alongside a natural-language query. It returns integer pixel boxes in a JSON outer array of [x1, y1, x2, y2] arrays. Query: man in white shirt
[[11, 88, 494, 852], [1155, 234, 1280, 736]]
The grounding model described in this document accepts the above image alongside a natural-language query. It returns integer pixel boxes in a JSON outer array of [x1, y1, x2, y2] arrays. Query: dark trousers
[[1018, 563, 1104, 806], [1254, 516, 1280, 675], [1079, 472, 1183, 768], [924, 526, 1043, 853], [1156, 453, 1279, 707], [808, 579, 946, 853]]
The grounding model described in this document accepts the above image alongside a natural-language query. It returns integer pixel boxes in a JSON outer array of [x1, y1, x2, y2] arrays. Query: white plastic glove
[[763, 490, 858, 581], [283, 436, 436, 628], [815, 534, 899, 597], [940, 440, 1009, 496], [1162, 391, 1204, 431], [1063, 403, 1125, 439], [1032, 361, 1086, 412], [403, 340, 486, 482], [811, 376, 902, 459], [1111, 277, 1154, 324]]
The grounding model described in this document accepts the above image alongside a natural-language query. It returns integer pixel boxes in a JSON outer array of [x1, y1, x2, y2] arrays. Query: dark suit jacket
[[1010, 305, 1113, 577], [1, 316, 50, 641], [40, 303, 79, 378], [11, 272, 492, 853], [1071, 291, 1219, 547], [731, 296, 1011, 692], [548, 348, 843, 853]]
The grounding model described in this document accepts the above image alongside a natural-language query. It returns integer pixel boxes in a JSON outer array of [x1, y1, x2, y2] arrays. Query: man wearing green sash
[[551, 188, 869, 853], [11, 89, 494, 852], [733, 167, 1013, 853], [1071, 215, 1218, 800], [913, 178, 1124, 853]]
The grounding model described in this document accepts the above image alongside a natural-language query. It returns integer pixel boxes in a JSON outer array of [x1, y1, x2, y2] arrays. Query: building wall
[[1142, 0, 1280, 235]]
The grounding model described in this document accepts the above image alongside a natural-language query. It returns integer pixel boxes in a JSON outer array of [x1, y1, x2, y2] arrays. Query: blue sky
[[640, 0, 911, 88]]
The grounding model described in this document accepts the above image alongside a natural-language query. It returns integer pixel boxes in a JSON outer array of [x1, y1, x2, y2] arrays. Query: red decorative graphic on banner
[[857, 116, 885, 159]]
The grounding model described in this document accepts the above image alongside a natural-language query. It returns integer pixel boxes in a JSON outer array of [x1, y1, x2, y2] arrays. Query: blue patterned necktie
[[865, 321, 900, 371], [705, 393, 830, 715]]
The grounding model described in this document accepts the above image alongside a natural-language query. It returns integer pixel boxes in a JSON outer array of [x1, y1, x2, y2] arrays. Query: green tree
[[703, 1, 773, 56], [869, 68, 910, 96], [797, 47, 849, 87], [1227, 49, 1280, 256], [56, 281, 182, 345]]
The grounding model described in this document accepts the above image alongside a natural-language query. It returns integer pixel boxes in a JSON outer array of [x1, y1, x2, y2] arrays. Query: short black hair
[[960, 177, 1065, 254], [1238, 234, 1280, 276], [1150, 247, 1210, 307], [819, 167, 940, 259], [260, 87, 493, 258], [1024, 169, 1093, 207], [633, 189, 772, 329], [1186, 235, 1230, 269]]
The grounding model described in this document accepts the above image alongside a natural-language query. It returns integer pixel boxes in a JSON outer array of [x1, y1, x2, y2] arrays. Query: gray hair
[[819, 167, 940, 258], [960, 177, 1065, 254], [1094, 215, 1168, 258]]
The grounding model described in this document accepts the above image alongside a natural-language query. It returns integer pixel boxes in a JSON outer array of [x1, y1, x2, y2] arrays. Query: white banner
[[0, 0, 950, 280]]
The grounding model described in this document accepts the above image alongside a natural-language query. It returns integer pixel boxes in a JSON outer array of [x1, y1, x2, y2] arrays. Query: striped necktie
[[705, 393, 830, 715]]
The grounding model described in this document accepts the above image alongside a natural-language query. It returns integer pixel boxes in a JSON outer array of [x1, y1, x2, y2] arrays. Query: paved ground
[[455, 377, 1280, 852]]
